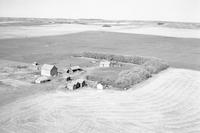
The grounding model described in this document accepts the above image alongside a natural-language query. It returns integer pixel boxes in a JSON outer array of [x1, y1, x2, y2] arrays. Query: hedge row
[[82, 52, 169, 89], [82, 52, 169, 74]]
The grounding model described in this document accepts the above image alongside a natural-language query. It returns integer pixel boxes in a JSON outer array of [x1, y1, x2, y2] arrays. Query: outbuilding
[[41, 64, 58, 77], [66, 66, 82, 73], [65, 76, 72, 82], [97, 83, 104, 90], [76, 79, 87, 87], [32, 62, 39, 66], [66, 79, 86, 90], [66, 81, 77, 90], [35, 76, 51, 84]]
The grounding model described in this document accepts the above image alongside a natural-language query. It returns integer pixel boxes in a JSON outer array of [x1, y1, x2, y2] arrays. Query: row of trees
[[82, 52, 169, 74], [82, 52, 169, 89]]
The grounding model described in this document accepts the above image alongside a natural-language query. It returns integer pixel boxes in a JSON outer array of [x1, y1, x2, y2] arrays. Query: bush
[[142, 59, 169, 74], [114, 66, 151, 89], [86, 75, 115, 86]]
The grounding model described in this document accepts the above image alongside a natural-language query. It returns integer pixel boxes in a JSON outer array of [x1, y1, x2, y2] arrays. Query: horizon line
[[0, 16, 200, 24]]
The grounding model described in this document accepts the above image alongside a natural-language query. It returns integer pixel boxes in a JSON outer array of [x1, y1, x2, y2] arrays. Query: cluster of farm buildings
[[34, 59, 120, 90]]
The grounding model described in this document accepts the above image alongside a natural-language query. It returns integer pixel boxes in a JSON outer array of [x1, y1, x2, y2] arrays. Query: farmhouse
[[66, 66, 82, 73], [99, 60, 111, 67], [41, 64, 58, 77], [99, 60, 122, 68]]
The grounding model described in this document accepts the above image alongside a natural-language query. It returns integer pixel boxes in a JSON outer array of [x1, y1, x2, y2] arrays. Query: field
[[0, 68, 200, 133], [0, 31, 200, 70], [0, 18, 200, 133]]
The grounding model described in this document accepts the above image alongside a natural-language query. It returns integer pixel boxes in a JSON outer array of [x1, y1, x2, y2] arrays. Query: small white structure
[[41, 64, 58, 77], [99, 60, 111, 67], [97, 83, 104, 90], [35, 76, 51, 84]]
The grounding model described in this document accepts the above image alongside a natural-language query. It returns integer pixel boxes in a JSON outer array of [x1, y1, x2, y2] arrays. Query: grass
[[85, 65, 133, 86]]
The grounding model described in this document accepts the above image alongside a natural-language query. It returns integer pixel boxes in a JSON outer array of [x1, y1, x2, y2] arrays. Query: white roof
[[70, 66, 81, 70], [41, 64, 56, 70], [100, 60, 110, 63]]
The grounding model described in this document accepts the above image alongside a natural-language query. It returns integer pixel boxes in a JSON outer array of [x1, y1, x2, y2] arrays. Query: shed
[[41, 64, 58, 77], [99, 60, 111, 67], [66, 79, 86, 90], [76, 79, 86, 87], [66, 81, 77, 90], [65, 76, 72, 82], [66, 66, 82, 73], [35, 76, 51, 84], [97, 83, 104, 90], [32, 62, 39, 66]]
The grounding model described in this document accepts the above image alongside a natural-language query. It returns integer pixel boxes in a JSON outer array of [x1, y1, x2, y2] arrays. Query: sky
[[0, 0, 200, 22]]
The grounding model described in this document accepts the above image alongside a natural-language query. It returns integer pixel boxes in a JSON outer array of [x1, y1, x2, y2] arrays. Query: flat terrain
[[0, 19, 200, 133], [1, 23, 200, 39], [0, 31, 199, 70], [0, 68, 200, 133]]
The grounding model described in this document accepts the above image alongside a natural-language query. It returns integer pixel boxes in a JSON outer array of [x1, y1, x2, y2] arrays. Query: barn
[[41, 64, 58, 77]]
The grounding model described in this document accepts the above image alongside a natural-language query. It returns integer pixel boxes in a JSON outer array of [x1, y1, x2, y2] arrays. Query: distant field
[[0, 31, 199, 70]]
